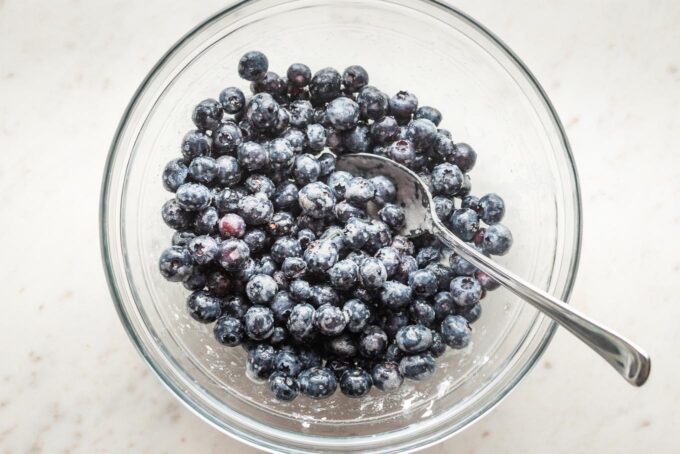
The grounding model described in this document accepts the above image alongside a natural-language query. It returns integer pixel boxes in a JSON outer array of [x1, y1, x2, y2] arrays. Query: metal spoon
[[332, 151, 651, 386]]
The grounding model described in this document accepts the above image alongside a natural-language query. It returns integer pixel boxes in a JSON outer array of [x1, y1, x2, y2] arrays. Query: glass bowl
[[100, 0, 582, 452]]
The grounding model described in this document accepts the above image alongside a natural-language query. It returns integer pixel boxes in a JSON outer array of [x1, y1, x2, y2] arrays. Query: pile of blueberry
[[158, 51, 513, 401]]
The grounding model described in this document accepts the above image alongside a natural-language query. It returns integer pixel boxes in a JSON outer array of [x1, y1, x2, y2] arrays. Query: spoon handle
[[433, 221, 651, 386]]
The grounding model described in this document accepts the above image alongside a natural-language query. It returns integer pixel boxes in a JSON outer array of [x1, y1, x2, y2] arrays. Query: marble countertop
[[1, 0, 679, 452]]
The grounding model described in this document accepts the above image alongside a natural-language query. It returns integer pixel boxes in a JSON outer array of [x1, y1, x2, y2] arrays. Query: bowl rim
[[99, 0, 582, 452]]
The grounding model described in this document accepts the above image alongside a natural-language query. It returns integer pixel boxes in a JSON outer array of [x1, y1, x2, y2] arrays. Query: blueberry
[[393, 254, 418, 283], [192, 98, 222, 130], [270, 185, 297, 213], [429, 332, 447, 358], [213, 186, 245, 214], [244, 305, 275, 340], [432, 291, 454, 319], [297, 348, 323, 370], [364, 219, 393, 254], [241, 229, 267, 254], [281, 256, 307, 279], [218, 86, 245, 115], [172, 231, 196, 247], [326, 171, 353, 199], [303, 240, 338, 273], [326, 97, 360, 131], [247, 344, 276, 380], [357, 86, 389, 120], [343, 299, 372, 333], [309, 284, 340, 307], [176, 183, 211, 211], [380, 281, 412, 310], [369, 117, 399, 145], [232, 257, 257, 282], [344, 125, 372, 153], [414, 106, 442, 126], [274, 350, 302, 377], [478, 193, 505, 225], [440, 314, 471, 348], [192, 205, 217, 234], [342, 65, 369, 93], [451, 143, 477, 173], [287, 63, 312, 88], [409, 299, 436, 326], [296, 229, 316, 249], [481, 223, 513, 255], [375, 247, 401, 277], [329, 259, 358, 290], [298, 182, 335, 219], [296, 214, 326, 236], [314, 303, 348, 336], [292, 154, 321, 186], [449, 254, 476, 277], [399, 353, 435, 380], [449, 276, 482, 307], [432, 133, 455, 159], [358, 257, 387, 289], [305, 123, 327, 151], [433, 196, 455, 221], [159, 246, 193, 282], [238, 51, 269, 81], [182, 266, 207, 291], [425, 263, 454, 291], [365, 177, 395, 209], [475, 270, 500, 291], [270, 236, 302, 263], [235, 141, 267, 172], [431, 163, 464, 196], [289, 279, 312, 303], [218, 238, 250, 271], [405, 119, 437, 150], [309, 67, 342, 106], [449, 208, 479, 241], [395, 324, 433, 353], [339, 368, 372, 397], [251, 71, 286, 96], [238, 194, 274, 225], [326, 358, 352, 379], [246, 93, 280, 130], [272, 107, 290, 135], [186, 290, 221, 323], [221, 294, 250, 319], [161, 199, 193, 230], [382, 311, 410, 339], [287, 303, 315, 340], [372, 362, 404, 391], [244, 174, 275, 198], [268, 372, 299, 401], [217, 213, 246, 239], [214, 316, 244, 346], [388, 139, 416, 167], [359, 326, 389, 358], [334, 201, 367, 223], [458, 302, 482, 324], [460, 194, 479, 212], [279, 128, 305, 154], [211, 121, 243, 154], [268, 291, 294, 324], [298, 367, 337, 399], [285, 101, 313, 130], [187, 235, 219, 265], [389, 91, 418, 123], [181, 130, 212, 161], [162, 159, 189, 192], [245, 274, 278, 305], [378, 204, 405, 229], [391, 236, 414, 254]]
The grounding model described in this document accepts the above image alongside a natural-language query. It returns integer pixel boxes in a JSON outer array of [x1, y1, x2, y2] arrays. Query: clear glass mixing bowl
[[100, 0, 582, 452]]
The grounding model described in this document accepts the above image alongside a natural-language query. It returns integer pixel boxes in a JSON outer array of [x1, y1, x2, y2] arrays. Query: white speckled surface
[[1, 0, 679, 452]]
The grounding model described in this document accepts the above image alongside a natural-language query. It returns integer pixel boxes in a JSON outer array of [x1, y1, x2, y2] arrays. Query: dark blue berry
[[440, 314, 471, 349], [357, 86, 389, 120], [274, 351, 302, 377], [333, 201, 367, 223], [182, 266, 207, 291], [396, 324, 433, 353], [271, 183, 298, 212], [425, 263, 454, 291], [364, 219, 393, 254], [450, 276, 482, 307], [309, 284, 340, 307], [359, 326, 388, 358], [247, 343, 276, 380], [218, 213, 246, 239], [305, 123, 327, 151], [219, 86, 245, 114], [326, 97, 360, 131], [475, 270, 500, 291], [342, 65, 369, 93], [298, 367, 337, 399], [181, 130, 212, 161], [369, 176, 396, 207], [163, 159, 189, 192], [314, 303, 348, 336], [358, 257, 387, 289], [212, 121, 242, 154], [378, 204, 405, 229], [409, 299, 436, 326], [389, 91, 418, 123], [159, 246, 193, 282], [383, 343, 403, 362], [329, 259, 358, 290], [399, 353, 435, 380], [415, 246, 441, 268], [380, 281, 412, 310], [481, 223, 513, 255], [281, 257, 307, 279], [172, 231, 195, 247], [344, 125, 372, 153], [193, 206, 218, 234], [213, 186, 245, 214], [244, 305, 275, 340], [388, 139, 416, 167], [449, 208, 479, 241], [270, 236, 302, 263], [458, 302, 482, 324], [237, 141, 268, 172], [245, 274, 278, 304], [370, 116, 399, 144], [478, 193, 505, 224], [246, 93, 279, 130], [309, 67, 342, 106], [432, 291, 455, 320], [270, 291, 295, 324], [187, 235, 219, 265], [221, 295, 250, 319], [287, 63, 312, 88], [382, 311, 409, 339], [251, 71, 286, 96], [339, 368, 372, 397], [269, 327, 288, 345], [186, 290, 221, 323], [192, 98, 222, 130], [375, 247, 401, 277], [414, 106, 442, 126], [405, 118, 437, 150], [238, 51, 269, 82], [176, 183, 211, 211], [393, 254, 418, 283], [289, 279, 312, 302], [218, 238, 250, 270], [372, 362, 403, 391], [162, 199, 193, 230], [449, 253, 476, 276], [461, 195, 480, 212], [451, 143, 477, 173], [297, 348, 322, 370], [287, 303, 315, 340], [343, 218, 370, 251], [303, 240, 338, 273], [429, 332, 446, 358], [238, 194, 273, 226], [298, 182, 335, 219], [214, 315, 244, 346], [292, 154, 320, 186], [268, 372, 299, 401], [433, 196, 455, 221], [296, 229, 316, 249], [431, 163, 464, 196], [343, 299, 371, 333]]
